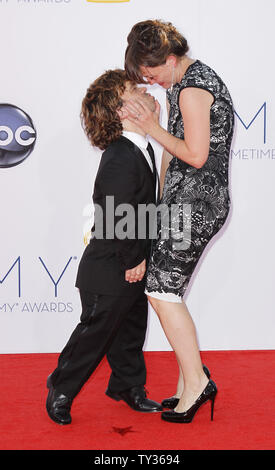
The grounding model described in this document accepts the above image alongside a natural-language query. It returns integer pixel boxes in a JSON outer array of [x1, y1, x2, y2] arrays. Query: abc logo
[[0, 104, 36, 168]]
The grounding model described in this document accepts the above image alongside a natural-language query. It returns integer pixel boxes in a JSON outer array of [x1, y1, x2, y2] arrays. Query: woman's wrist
[[147, 124, 190, 164], [148, 123, 171, 147], [146, 121, 164, 140]]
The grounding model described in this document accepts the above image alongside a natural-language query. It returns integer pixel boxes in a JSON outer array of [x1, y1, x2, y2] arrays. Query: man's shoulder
[[100, 135, 138, 168], [97, 136, 138, 178], [104, 135, 134, 157]]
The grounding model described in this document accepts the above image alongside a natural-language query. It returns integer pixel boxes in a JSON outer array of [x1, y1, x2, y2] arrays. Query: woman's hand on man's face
[[123, 98, 161, 135]]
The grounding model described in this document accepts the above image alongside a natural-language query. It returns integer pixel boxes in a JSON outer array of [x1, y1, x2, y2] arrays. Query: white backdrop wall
[[0, 0, 274, 353]]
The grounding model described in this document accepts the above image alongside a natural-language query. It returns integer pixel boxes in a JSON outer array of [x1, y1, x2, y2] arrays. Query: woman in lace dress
[[124, 20, 234, 423]]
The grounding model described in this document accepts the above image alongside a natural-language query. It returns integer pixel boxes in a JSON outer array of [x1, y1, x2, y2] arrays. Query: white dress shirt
[[122, 130, 153, 172]]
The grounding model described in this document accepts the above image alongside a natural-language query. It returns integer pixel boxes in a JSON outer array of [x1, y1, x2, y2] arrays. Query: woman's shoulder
[[167, 60, 212, 99], [181, 60, 219, 86], [178, 59, 230, 100]]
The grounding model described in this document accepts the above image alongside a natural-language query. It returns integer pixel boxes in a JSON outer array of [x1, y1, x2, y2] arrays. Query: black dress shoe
[[46, 374, 53, 389], [106, 386, 163, 413], [161, 379, 217, 423], [161, 365, 211, 409], [46, 379, 72, 425]]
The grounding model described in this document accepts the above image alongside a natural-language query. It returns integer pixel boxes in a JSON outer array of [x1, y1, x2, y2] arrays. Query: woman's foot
[[174, 371, 209, 414], [161, 379, 183, 408], [161, 379, 218, 423], [161, 365, 211, 409]]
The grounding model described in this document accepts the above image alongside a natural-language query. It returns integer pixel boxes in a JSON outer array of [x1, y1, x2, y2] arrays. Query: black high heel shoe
[[161, 364, 211, 409], [161, 379, 217, 423]]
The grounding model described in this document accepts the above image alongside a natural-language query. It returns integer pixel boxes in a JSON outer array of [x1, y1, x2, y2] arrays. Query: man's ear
[[117, 106, 128, 120]]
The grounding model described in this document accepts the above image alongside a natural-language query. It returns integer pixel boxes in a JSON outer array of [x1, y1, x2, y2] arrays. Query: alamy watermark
[[91, 196, 191, 251]]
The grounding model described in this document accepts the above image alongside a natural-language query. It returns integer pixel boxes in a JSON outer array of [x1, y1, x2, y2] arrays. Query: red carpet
[[1, 351, 275, 450]]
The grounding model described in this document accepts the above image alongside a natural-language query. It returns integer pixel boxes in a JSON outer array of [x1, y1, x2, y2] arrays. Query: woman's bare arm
[[159, 98, 172, 197], [124, 88, 213, 169]]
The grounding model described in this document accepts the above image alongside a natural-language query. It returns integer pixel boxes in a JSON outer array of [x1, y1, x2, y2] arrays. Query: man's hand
[[125, 259, 146, 283]]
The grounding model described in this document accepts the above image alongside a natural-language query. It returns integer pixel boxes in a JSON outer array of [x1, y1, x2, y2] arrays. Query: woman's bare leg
[[148, 296, 208, 413], [173, 354, 184, 398]]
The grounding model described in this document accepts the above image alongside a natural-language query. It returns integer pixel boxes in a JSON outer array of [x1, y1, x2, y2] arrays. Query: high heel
[[161, 364, 211, 409], [161, 379, 217, 423], [210, 394, 215, 421]]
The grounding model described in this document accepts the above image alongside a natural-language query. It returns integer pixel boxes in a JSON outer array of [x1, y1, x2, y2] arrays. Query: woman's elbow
[[183, 143, 209, 169], [192, 153, 208, 169]]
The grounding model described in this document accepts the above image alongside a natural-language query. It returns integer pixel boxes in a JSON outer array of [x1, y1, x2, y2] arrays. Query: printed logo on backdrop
[[0, 104, 36, 168], [232, 102, 275, 161], [0, 1, 71, 4], [0, 0, 129, 3], [0, 256, 78, 313]]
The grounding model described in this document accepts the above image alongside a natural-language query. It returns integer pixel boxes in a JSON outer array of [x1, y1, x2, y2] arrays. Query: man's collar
[[122, 130, 148, 150]]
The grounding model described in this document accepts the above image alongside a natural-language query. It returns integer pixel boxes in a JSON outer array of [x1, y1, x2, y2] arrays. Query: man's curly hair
[[81, 69, 129, 150]]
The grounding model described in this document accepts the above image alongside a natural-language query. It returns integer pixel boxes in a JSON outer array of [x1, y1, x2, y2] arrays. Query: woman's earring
[[169, 66, 175, 93]]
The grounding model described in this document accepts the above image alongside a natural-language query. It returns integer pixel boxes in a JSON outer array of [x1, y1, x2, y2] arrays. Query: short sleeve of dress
[[178, 60, 219, 105]]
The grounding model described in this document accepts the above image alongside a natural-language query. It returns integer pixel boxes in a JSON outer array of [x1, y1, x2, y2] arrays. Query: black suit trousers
[[50, 289, 148, 399]]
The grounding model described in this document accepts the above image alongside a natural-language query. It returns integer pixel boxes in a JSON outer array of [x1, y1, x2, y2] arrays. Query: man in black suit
[[46, 69, 162, 424]]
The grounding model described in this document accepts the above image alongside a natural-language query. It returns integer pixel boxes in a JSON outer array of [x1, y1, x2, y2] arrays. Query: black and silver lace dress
[[145, 60, 234, 302]]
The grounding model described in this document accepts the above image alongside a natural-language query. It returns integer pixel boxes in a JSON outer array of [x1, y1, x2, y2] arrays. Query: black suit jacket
[[75, 135, 158, 297]]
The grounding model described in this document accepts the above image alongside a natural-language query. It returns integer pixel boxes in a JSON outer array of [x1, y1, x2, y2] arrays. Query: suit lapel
[[120, 135, 155, 183], [119, 135, 160, 203]]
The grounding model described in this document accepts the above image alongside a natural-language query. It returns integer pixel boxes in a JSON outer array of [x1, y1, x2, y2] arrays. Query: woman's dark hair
[[81, 69, 129, 150], [125, 20, 189, 83]]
